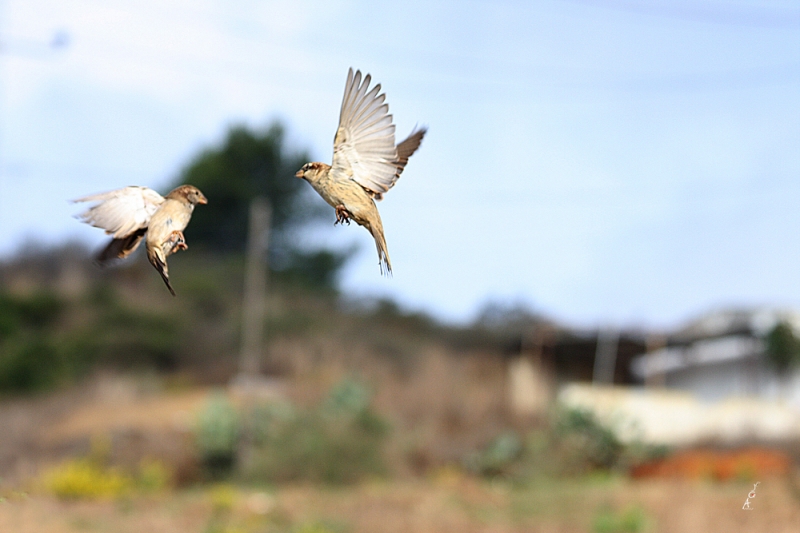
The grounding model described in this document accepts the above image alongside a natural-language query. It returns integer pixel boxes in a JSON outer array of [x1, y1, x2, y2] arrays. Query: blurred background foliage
[[0, 120, 362, 393], [0, 116, 551, 489], [765, 321, 800, 375], [0, 228, 649, 489], [176, 121, 316, 253], [173, 120, 350, 290]]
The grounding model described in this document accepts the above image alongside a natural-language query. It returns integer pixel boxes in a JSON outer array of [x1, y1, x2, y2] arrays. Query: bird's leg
[[168, 230, 188, 253], [334, 205, 352, 226]]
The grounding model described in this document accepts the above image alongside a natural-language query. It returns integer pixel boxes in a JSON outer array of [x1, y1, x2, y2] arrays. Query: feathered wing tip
[[70, 189, 119, 204], [95, 228, 147, 265], [395, 126, 428, 174]]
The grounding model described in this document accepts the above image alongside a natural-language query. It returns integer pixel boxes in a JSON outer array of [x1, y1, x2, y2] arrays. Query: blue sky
[[0, 0, 798, 328]]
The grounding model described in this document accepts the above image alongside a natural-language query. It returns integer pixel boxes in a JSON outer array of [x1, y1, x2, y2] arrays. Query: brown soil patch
[[632, 447, 793, 480]]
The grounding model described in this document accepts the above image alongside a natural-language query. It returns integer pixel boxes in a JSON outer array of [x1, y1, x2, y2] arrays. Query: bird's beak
[[295, 170, 304, 179], [198, 195, 208, 204]]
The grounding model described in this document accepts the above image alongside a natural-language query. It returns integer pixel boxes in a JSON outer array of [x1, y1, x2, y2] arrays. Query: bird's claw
[[168, 231, 188, 253], [334, 205, 352, 226]]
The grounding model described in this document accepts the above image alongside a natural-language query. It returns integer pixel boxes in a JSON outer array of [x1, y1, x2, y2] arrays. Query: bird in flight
[[296, 68, 426, 275], [73, 184, 207, 295]]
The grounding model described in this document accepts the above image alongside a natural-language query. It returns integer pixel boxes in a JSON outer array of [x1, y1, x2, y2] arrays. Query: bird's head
[[295, 162, 329, 183], [168, 185, 208, 205]]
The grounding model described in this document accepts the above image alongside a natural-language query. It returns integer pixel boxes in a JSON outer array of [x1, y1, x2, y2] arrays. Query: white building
[[631, 308, 800, 407]]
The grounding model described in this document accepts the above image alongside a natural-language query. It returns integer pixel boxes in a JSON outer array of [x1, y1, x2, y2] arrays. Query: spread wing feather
[[331, 69, 427, 199], [73, 186, 164, 239], [332, 68, 399, 194]]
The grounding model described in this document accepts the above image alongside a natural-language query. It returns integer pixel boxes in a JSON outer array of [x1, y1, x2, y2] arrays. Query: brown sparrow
[[296, 68, 426, 275], [73, 184, 208, 295]]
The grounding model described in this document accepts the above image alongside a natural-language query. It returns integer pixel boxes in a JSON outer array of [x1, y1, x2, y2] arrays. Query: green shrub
[[0, 338, 62, 392], [94, 306, 181, 370], [0, 287, 184, 393], [247, 379, 388, 484], [765, 321, 800, 374], [468, 407, 667, 481], [196, 394, 241, 479], [0, 294, 22, 336], [13, 291, 64, 327], [593, 505, 649, 533], [465, 431, 523, 476], [324, 378, 371, 415], [0, 291, 66, 393], [554, 408, 624, 472]]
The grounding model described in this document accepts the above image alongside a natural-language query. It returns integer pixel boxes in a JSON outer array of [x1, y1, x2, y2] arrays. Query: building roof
[[632, 307, 800, 380], [632, 335, 763, 379]]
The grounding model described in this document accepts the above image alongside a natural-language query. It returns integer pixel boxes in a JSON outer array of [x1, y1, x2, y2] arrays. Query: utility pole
[[232, 197, 274, 474], [593, 327, 619, 385], [236, 197, 271, 381]]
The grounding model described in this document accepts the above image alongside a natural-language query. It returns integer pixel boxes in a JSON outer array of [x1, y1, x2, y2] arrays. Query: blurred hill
[[1, 244, 799, 533], [0, 240, 530, 480], [0, 241, 493, 386], [0, 118, 539, 479]]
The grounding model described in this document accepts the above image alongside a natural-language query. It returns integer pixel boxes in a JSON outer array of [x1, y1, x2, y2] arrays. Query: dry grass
[[270, 336, 514, 475], [0, 374, 205, 487], [1, 476, 799, 533], [0, 366, 798, 532]]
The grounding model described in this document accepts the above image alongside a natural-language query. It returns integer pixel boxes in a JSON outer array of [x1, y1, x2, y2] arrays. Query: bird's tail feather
[[149, 247, 176, 296], [371, 225, 392, 277]]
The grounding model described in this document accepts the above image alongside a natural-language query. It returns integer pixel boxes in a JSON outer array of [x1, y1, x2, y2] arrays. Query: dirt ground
[[0, 476, 798, 533], [0, 376, 799, 533]]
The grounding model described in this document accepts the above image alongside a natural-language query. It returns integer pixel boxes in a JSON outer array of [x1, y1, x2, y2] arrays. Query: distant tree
[[175, 122, 316, 252], [172, 121, 350, 290], [473, 300, 546, 332], [764, 321, 800, 375]]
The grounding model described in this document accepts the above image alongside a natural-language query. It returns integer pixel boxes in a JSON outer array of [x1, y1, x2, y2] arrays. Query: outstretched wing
[[369, 127, 428, 200], [394, 127, 427, 177], [331, 68, 399, 195], [73, 186, 164, 238]]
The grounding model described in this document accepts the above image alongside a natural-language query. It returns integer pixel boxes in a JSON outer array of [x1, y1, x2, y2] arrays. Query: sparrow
[[73, 184, 208, 295], [296, 68, 426, 275]]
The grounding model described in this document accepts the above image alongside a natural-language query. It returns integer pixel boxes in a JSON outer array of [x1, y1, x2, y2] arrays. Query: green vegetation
[[464, 431, 523, 477], [175, 122, 316, 254], [552, 407, 624, 471], [193, 379, 389, 484], [0, 279, 190, 393], [248, 379, 388, 484], [196, 394, 242, 479], [172, 121, 350, 290], [0, 290, 66, 392], [765, 321, 800, 374], [592, 505, 649, 533], [0, 233, 468, 397], [466, 408, 667, 480]]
